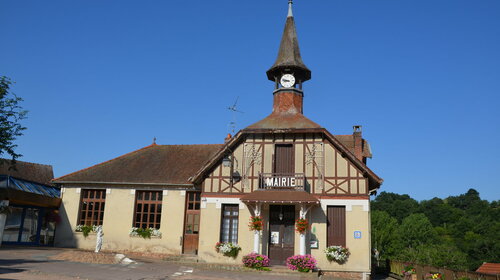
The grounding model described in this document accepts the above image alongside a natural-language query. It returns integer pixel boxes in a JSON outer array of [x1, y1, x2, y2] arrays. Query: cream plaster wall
[[197, 200, 255, 264], [310, 201, 371, 272], [198, 197, 370, 273], [55, 187, 185, 254]]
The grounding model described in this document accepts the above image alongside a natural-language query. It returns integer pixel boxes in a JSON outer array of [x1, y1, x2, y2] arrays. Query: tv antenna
[[227, 96, 244, 134]]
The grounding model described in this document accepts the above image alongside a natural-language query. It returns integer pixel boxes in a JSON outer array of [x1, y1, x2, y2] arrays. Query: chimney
[[224, 133, 232, 143], [353, 125, 363, 161], [272, 88, 303, 115]]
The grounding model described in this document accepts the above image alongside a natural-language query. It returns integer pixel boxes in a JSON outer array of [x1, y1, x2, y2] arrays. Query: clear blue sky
[[1, 1, 499, 201]]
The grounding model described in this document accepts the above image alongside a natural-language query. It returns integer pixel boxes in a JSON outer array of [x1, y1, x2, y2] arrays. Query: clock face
[[280, 74, 295, 88]]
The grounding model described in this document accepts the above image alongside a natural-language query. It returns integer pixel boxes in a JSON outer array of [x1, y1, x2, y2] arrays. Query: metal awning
[[240, 190, 319, 204], [0, 175, 61, 208], [0, 175, 60, 198]]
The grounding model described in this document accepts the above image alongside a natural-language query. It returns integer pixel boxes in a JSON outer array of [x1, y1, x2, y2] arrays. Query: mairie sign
[[263, 176, 297, 188]]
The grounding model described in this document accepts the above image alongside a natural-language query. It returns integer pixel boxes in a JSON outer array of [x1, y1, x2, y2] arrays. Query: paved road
[[0, 247, 308, 280], [0, 247, 397, 280]]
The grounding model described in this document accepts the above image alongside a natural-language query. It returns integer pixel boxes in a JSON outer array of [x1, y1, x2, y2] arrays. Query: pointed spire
[[266, 0, 311, 82], [287, 0, 293, 18]]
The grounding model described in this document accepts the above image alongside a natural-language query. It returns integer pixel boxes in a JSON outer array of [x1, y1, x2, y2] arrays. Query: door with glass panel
[[269, 205, 295, 265], [1, 205, 56, 245], [183, 192, 201, 254]]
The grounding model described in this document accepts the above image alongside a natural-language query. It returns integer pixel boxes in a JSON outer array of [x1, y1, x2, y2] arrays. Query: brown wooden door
[[274, 144, 294, 174], [327, 206, 346, 247], [269, 205, 295, 265], [183, 192, 201, 254]]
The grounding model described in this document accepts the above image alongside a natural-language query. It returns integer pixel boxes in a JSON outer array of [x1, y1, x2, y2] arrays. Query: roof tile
[[0, 159, 54, 185], [53, 144, 223, 185]]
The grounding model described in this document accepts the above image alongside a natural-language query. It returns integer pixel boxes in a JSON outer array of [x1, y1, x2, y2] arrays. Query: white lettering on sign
[[264, 177, 299, 187], [265, 178, 274, 186]]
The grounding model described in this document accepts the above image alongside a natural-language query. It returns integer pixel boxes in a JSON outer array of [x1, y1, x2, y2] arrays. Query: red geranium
[[295, 218, 309, 234], [248, 216, 263, 231]]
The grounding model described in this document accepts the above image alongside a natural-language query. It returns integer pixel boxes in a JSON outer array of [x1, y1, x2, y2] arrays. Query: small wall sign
[[310, 240, 319, 249], [354, 231, 362, 239], [271, 232, 280, 244]]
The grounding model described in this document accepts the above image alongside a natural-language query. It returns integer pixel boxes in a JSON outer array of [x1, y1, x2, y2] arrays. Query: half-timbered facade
[[53, 2, 382, 279]]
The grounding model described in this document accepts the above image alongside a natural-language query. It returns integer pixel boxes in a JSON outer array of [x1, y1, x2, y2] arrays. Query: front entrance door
[[182, 192, 200, 254], [269, 205, 295, 265]]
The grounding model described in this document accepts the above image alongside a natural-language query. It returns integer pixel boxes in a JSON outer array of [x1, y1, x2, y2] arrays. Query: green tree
[[371, 191, 499, 270], [0, 76, 27, 162], [419, 197, 461, 227], [371, 192, 419, 222], [397, 243, 468, 270], [371, 210, 400, 260], [397, 213, 437, 249]]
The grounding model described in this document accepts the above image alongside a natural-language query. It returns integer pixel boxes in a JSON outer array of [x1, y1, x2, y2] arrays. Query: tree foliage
[[0, 76, 27, 162], [371, 189, 500, 271]]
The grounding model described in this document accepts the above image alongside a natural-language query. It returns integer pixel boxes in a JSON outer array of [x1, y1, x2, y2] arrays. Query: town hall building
[[53, 2, 382, 279]]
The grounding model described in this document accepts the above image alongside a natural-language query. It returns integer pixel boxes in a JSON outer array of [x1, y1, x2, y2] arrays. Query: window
[[78, 189, 106, 226], [220, 204, 239, 243], [327, 206, 346, 247], [134, 190, 162, 229]]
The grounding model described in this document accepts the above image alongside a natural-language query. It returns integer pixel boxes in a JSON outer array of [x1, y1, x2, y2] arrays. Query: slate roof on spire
[[266, 2, 311, 82]]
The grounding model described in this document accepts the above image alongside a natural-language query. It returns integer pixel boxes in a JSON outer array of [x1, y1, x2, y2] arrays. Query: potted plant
[[286, 254, 317, 272], [129, 227, 161, 239], [425, 273, 443, 280], [75, 224, 97, 238], [402, 263, 417, 280], [215, 241, 241, 258], [324, 245, 350, 264], [242, 253, 271, 271]]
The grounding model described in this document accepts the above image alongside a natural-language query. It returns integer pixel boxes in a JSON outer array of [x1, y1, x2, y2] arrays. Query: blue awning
[[0, 175, 60, 198]]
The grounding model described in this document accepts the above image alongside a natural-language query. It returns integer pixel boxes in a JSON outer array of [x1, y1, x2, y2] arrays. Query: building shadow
[[0, 258, 51, 279], [54, 203, 78, 248]]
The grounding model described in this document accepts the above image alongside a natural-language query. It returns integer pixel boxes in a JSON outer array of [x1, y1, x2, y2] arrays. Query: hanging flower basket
[[324, 245, 350, 263], [295, 218, 309, 234], [215, 242, 241, 258], [248, 216, 263, 231]]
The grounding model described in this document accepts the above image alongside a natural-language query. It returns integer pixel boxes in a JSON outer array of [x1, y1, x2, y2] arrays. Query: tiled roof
[[54, 135, 374, 187], [334, 135, 372, 158], [476, 263, 500, 275], [53, 144, 223, 185], [246, 113, 321, 130], [0, 159, 54, 185]]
